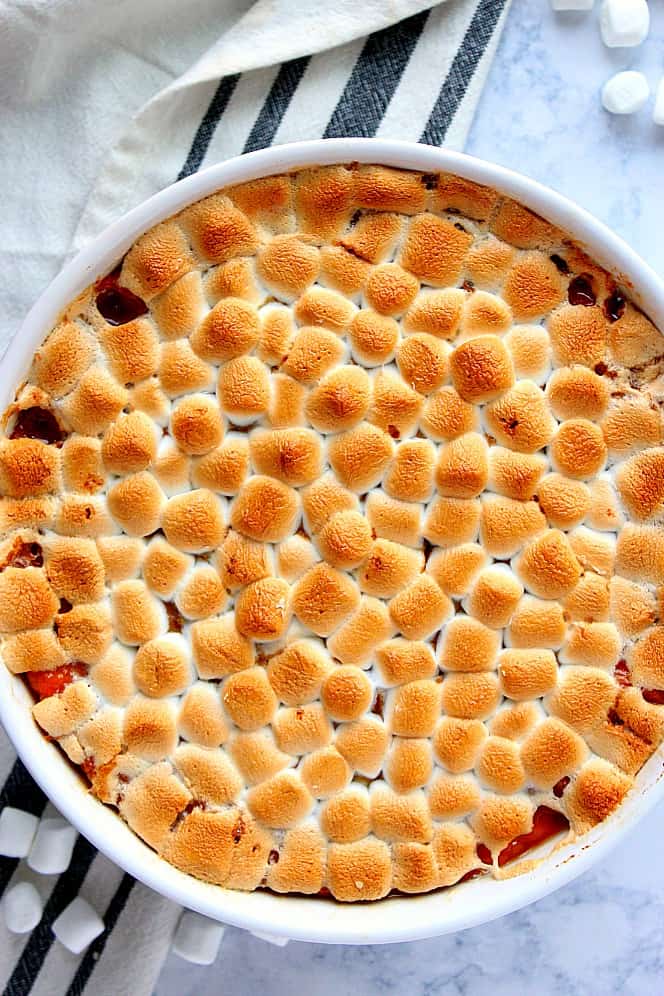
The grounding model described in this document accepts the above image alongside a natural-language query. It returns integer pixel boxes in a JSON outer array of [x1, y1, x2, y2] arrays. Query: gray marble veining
[[155, 3, 664, 993]]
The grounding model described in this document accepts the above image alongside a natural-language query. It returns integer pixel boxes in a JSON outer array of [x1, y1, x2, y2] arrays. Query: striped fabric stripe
[[26, 853, 126, 996], [207, 66, 283, 162], [0, 3, 511, 990], [421, 0, 509, 145], [374, 0, 476, 143], [177, 75, 241, 180], [271, 41, 366, 147], [64, 874, 136, 996], [323, 10, 430, 138], [4, 836, 96, 996], [244, 56, 311, 154], [0, 761, 48, 898], [0, 760, 47, 818]]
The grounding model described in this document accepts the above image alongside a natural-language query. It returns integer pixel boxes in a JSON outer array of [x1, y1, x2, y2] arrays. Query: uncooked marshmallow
[[28, 817, 77, 875], [52, 897, 104, 954], [3, 882, 43, 934], [172, 911, 226, 965], [602, 71, 650, 114], [0, 807, 39, 859], [600, 0, 649, 47]]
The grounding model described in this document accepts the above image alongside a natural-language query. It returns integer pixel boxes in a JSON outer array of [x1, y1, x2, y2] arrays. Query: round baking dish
[[2, 138, 664, 945]]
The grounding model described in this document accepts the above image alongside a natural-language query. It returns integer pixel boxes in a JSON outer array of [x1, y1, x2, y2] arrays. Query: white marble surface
[[154, 3, 664, 994]]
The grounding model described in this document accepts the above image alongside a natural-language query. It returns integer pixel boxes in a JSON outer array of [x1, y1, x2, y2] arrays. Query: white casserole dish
[[1, 138, 663, 945]]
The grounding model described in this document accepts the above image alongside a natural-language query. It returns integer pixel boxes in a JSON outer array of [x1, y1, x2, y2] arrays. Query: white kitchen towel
[[0, 0, 511, 350], [0, 0, 512, 992], [72, 0, 511, 250]]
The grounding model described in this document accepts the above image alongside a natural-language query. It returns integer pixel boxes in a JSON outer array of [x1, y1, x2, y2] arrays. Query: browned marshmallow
[[450, 336, 514, 403]]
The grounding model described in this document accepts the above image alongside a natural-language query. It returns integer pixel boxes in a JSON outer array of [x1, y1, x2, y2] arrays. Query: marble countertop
[[155, 3, 664, 994]]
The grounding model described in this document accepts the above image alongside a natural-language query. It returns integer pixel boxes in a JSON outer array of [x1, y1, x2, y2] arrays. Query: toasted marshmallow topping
[[4, 163, 663, 903]]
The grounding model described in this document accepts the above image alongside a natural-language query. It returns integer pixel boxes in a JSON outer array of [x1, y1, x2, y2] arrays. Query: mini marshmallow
[[551, 0, 593, 10], [52, 897, 104, 954], [28, 817, 77, 875], [602, 71, 650, 114], [3, 881, 43, 934], [172, 911, 225, 965], [0, 807, 39, 858], [654, 77, 664, 125], [251, 930, 290, 947], [600, 0, 649, 47]]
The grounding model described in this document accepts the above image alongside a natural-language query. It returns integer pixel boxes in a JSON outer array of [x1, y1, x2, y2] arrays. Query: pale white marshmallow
[[28, 817, 77, 875], [172, 911, 225, 965], [602, 71, 650, 114], [3, 881, 43, 934], [0, 807, 39, 858], [600, 0, 649, 47], [52, 897, 104, 954], [251, 929, 290, 947], [551, 0, 593, 10], [654, 77, 664, 125]]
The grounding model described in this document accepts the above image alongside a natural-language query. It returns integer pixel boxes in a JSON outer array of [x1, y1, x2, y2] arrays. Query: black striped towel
[[1, 1, 511, 992]]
